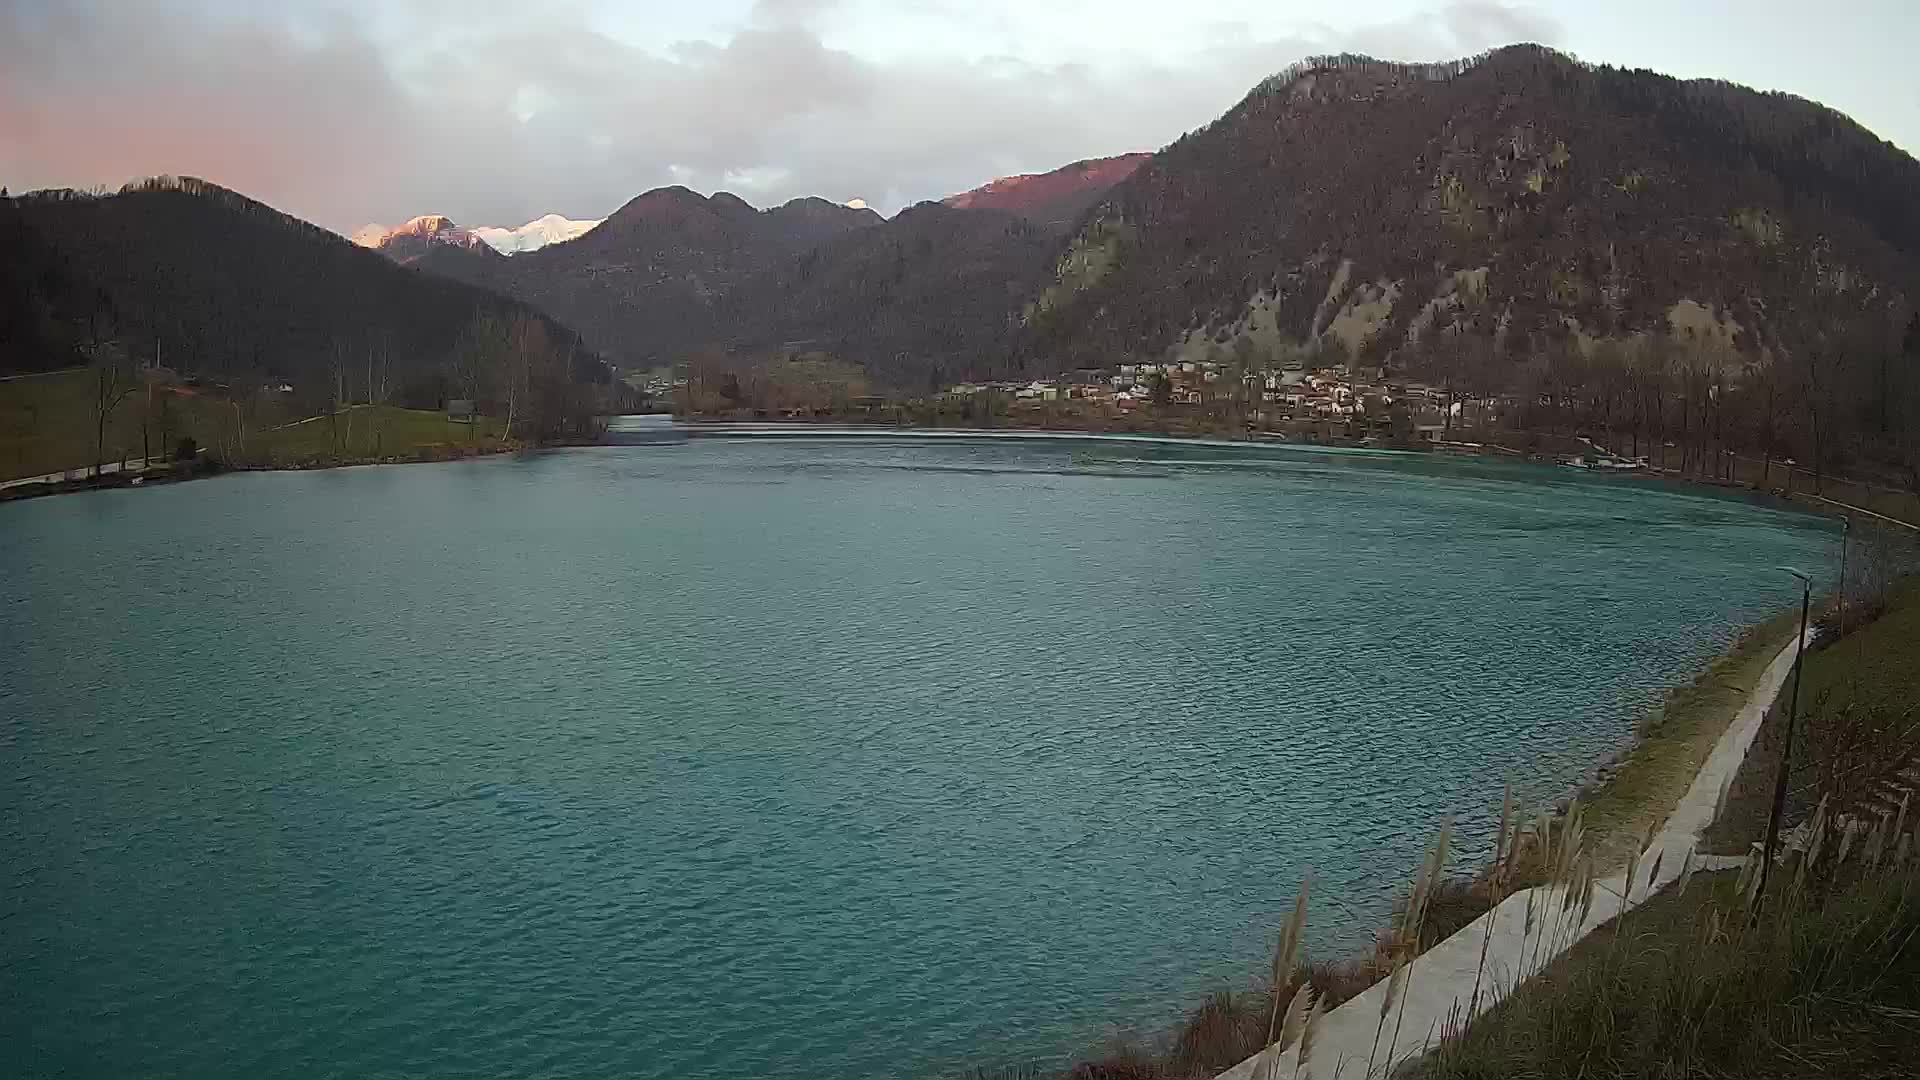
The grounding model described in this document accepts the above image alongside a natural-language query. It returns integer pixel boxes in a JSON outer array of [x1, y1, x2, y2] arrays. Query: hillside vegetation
[[414, 187, 884, 368], [1024, 46, 1920, 487], [2, 178, 619, 459], [0, 369, 509, 482], [407, 163, 1143, 377]]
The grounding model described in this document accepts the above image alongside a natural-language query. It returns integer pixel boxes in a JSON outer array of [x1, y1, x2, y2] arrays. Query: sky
[[3, 0, 1917, 235]]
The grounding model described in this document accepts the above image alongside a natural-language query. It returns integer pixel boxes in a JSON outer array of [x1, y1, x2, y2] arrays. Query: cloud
[[0, 0, 1564, 234]]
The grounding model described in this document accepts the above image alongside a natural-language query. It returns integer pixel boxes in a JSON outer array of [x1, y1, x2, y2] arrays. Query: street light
[[1754, 566, 1813, 921]]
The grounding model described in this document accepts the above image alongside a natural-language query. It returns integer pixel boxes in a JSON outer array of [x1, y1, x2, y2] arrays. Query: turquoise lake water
[[0, 436, 1834, 1079]]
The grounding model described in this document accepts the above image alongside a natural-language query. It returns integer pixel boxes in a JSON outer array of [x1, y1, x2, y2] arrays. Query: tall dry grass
[[1053, 787, 1602, 1080], [1422, 794, 1920, 1079]]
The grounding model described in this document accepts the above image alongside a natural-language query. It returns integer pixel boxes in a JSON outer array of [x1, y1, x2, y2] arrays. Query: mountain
[[415, 187, 884, 366], [5, 177, 598, 392], [0, 193, 109, 373], [721, 203, 1059, 386], [350, 214, 498, 263], [391, 157, 1143, 377], [471, 214, 601, 254], [942, 153, 1151, 229], [1025, 47, 1920, 378]]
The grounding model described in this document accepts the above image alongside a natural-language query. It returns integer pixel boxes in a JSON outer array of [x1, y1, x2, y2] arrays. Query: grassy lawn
[[250, 405, 505, 466], [1707, 576, 1920, 856], [2, 370, 504, 479], [0, 369, 195, 480]]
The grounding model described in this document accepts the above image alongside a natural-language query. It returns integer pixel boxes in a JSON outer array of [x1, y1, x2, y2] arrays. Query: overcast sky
[[3, 0, 1916, 234]]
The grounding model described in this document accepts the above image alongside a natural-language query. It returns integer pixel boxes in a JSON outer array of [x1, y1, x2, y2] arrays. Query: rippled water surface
[[1, 436, 1833, 1079]]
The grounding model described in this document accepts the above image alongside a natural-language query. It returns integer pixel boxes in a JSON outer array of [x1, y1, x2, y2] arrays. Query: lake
[[0, 434, 1834, 1079]]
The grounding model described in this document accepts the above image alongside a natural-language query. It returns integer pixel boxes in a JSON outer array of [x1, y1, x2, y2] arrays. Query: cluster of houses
[[945, 360, 1468, 443]]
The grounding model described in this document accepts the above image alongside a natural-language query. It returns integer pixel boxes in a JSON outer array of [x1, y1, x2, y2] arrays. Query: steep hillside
[[1027, 47, 1920, 378], [943, 153, 1151, 229], [7, 178, 597, 387], [722, 203, 1060, 387], [0, 193, 108, 373], [418, 187, 883, 366]]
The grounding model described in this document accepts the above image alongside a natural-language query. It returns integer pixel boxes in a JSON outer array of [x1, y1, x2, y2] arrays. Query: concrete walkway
[[1216, 632, 1806, 1080], [0, 458, 159, 491]]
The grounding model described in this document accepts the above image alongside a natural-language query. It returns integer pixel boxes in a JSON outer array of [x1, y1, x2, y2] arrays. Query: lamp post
[[1836, 517, 1851, 642], [1754, 567, 1813, 921]]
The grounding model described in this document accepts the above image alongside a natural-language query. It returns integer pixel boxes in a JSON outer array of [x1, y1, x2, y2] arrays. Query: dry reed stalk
[[1261, 983, 1313, 1080], [1578, 854, 1598, 926], [1385, 821, 1452, 1076], [1365, 961, 1408, 1080], [1733, 847, 1757, 899], [1678, 846, 1699, 896], [1261, 875, 1313, 1080], [1467, 787, 1515, 1017], [1294, 995, 1325, 1080], [1865, 814, 1889, 874], [1837, 819, 1860, 868]]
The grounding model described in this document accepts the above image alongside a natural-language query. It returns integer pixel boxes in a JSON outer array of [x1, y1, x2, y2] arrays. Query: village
[[938, 357, 1470, 447]]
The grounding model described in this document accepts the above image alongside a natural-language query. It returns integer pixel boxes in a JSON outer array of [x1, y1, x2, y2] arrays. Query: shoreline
[[1555, 610, 1803, 859], [1213, 627, 1810, 1080], [12, 416, 1897, 535], [0, 439, 573, 503], [665, 417, 1895, 526], [1039, 605, 1806, 1080]]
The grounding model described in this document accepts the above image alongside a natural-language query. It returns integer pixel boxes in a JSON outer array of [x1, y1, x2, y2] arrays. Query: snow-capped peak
[[351, 214, 482, 251], [350, 222, 395, 247], [472, 214, 601, 254]]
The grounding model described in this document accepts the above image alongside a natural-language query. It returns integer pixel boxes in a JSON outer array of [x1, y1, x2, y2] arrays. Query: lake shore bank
[[0, 436, 613, 503], [1025, 605, 1807, 1080]]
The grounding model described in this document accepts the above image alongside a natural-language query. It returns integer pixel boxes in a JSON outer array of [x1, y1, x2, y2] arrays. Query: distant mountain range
[[362, 155, 1143, 370], [352, 213, 603, 258], [474, 215, 602, 254], [406, 188, 887, 368], [5, 46, 1916, 476]]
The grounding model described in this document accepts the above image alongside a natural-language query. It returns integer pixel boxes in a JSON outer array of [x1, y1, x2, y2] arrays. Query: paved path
[[0, 459, 161, 492], [1216, 632, 1806, 1080]]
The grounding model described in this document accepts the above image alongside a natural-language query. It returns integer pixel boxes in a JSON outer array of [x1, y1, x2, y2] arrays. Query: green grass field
[[1707, 576, 1920, 854], [248, 405, 505, 467], [1, 369, 504, 480]]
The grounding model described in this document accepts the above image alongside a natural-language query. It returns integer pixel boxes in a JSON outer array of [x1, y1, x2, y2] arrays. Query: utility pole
[[1754, 567, 1812, 922]]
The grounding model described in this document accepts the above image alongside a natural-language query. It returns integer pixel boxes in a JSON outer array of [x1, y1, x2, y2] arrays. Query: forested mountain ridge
[[416, 187, 885, 367], [1020, 44, 1920, 478], [719, 202, 1060, 388], [3, 177, 605, 401], [408, 159, 1151, 372], [942, 153, 1152, 230], [0, 190, 108, 372]]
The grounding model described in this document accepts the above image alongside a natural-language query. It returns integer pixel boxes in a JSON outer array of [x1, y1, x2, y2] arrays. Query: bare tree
[[327, 338, 353, 456], [365, 331, 392, 456], [453, 311, 507, 445], [81, 311, 135, 478], [500, 315, 548, 444]]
